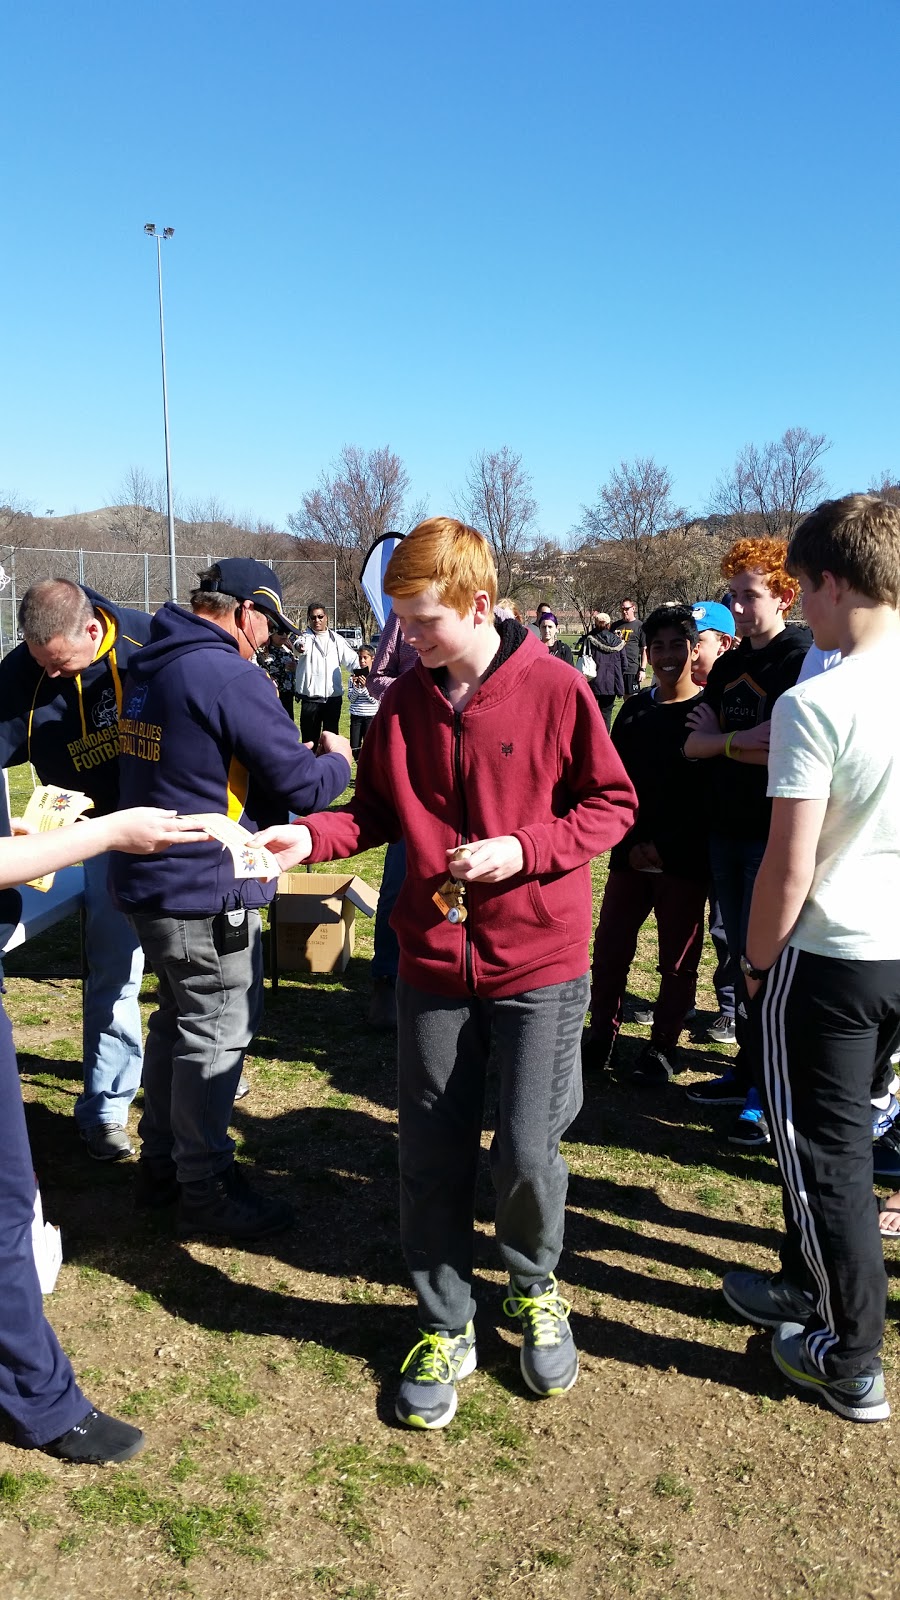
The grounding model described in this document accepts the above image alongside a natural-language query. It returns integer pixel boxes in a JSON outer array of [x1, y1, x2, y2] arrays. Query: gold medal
[[433, 876, 468, 925]]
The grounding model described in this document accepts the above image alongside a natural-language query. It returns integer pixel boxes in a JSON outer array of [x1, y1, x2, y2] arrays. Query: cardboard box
[[273, 871, 379, 975]]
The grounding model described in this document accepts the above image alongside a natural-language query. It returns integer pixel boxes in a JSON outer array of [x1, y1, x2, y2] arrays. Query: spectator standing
[[348, 645, 379, 758], [259, 630, 300, 719], [721, 494, 900, 1424], [613, 600, 647, 695], [585, 607, 708, 1083], [294, 604, 359, 745], [576, 611, 626, 730], [538, 612, 574, 666], [683, 540, 809, 1148]]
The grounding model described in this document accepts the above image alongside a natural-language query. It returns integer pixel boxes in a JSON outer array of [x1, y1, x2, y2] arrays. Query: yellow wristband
[[724, 732, 738, 759]]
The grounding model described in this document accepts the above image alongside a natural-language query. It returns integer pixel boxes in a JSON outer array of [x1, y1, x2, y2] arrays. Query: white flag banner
[[360, 533, 404, 631]]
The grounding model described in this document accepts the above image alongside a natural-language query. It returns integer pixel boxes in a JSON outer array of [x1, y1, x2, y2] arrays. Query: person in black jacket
[[576, 611, 626, 730], [538, 612, 575, 666], [0, 581, 152, 1163]]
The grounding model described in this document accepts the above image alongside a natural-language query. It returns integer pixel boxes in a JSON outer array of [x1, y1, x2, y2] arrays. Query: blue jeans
[[131, 910, 263, 1182], [371, 839, 406, 980], [75, 852, 144, 1130], [708, 834, 767, 1086]]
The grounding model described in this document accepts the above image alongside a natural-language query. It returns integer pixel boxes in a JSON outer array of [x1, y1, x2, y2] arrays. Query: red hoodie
[[303, 626, 637, 998]]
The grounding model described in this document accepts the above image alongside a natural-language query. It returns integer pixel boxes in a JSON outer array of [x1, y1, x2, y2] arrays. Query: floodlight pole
[[144, 224, 177, 600]]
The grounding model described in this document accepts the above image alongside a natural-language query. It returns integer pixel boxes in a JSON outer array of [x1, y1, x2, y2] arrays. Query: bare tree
[[288, 445, 417, 631], [711, 427, 830, 538], [578, 457, 685, 616], [106, 466, 169, 552], [0, 491, 36, 553], [867, 473, 900, 507], [457, 447, 538, 598]]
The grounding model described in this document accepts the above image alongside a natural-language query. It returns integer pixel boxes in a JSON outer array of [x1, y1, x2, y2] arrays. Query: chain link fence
[[0, 548, 338, 656]]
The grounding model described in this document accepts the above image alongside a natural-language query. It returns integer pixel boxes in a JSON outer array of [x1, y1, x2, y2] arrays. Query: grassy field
[[1, 723, 898, 1600]]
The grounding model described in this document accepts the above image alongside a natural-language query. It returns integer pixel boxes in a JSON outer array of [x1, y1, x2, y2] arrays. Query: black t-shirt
[[548, 640, 575, 667], [701, 628, 810, 840], [610, 687, 709, 880], [614, 618, 644, 672]]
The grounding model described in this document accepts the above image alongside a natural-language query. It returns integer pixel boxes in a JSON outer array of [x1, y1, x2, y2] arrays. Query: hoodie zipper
[[453, 710, 475, 993]]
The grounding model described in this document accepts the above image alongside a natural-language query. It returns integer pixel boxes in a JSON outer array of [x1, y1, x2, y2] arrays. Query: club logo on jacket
[[91, 686, 119, 730], [501, 742, 514, 757]]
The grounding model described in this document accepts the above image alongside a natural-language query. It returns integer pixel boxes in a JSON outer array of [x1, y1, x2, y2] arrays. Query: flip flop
[[877, 1194, 900, 1238]]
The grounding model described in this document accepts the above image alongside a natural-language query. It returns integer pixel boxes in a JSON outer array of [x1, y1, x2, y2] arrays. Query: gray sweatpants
[[396, 973, 589, 1331]]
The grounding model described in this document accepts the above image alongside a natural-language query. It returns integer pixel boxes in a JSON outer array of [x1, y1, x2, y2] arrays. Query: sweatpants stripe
[[760, 946, 837, 1368]]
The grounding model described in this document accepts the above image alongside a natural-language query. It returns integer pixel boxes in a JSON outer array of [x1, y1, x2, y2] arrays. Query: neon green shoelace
[[503, 1285, 572, 1347], [400, 1331, 467, 1383]]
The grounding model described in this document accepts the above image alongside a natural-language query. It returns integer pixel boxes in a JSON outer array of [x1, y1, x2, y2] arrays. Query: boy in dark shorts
[[585, 606, 708, 1084]]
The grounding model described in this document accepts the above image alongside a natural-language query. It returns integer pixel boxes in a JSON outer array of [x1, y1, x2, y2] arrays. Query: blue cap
[[198, 558, 298, 636], [691, 600, 735, 638]]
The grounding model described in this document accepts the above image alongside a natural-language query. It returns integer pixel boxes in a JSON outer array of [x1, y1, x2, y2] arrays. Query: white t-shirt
[[767, 632, 900, 960]]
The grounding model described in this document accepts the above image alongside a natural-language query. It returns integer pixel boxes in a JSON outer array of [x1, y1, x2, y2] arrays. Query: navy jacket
[[110, 603, 350, 916], [0, 590, 152, 815]]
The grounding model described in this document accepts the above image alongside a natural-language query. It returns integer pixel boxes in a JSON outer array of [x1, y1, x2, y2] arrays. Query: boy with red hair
[[255, 516, 636, 1428], [684, 538, 809, 1143]]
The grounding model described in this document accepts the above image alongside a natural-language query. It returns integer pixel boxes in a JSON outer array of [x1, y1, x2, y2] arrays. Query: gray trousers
[[131, 911, 263, 1182], [397, 973, 589, 1331]]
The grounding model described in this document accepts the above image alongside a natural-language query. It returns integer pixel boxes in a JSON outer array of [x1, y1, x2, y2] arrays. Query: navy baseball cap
[[199, 559, 298, 636], [691, 600, 735, 638]]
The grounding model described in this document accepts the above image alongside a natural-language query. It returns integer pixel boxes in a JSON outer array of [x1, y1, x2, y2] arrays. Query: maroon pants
[[590, 868, 706, 1051]]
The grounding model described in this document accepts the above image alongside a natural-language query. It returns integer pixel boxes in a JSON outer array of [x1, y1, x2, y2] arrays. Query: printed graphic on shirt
[[91, 686, 119, 730], [719, 673, 769, 728]]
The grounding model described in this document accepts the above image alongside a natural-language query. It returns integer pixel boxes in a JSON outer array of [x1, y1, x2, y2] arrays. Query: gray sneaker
[[707, 1013, 737, 1045], [395, 1324, 477, 1429], [80, 1123, 135, 1162], [772, 1324, 890, 1423], [504, 1275, 579, 1397], [722, 1269, 814, 1328]]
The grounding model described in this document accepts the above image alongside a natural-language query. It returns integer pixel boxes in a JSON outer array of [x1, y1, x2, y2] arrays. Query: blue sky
[[3, 0, 899, 539]]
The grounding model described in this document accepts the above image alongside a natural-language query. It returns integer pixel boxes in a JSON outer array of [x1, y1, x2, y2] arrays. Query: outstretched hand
[[250, 824, 313, 870], [107, 809, 212, 855]]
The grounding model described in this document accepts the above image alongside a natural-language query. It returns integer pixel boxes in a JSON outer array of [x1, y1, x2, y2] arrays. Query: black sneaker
[[177, 1164, 294, 1240], [727, 1093, 771, 1149], [684, 1070, 745, 1106], [581, 1032, 614, 1072], [134, 1155, 178, 1209], [628, 1044, 677, 1085], [46, 1408, 145, 1464]]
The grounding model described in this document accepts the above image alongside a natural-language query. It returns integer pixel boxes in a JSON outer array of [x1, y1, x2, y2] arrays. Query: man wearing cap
[[0, 579, 153, 1162], [110, 560, 352, 1239]]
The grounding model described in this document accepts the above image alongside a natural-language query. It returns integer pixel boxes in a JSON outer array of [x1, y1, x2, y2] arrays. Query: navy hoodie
[[110, 603, 350, 915], [0, 589, 152, 814]]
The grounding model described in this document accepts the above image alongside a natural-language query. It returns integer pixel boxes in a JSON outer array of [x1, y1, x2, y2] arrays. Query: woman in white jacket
[[294, 604, 359, 745]]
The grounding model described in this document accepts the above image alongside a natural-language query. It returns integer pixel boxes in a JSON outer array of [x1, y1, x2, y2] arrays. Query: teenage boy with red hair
[[684, 538, 809, 1145], [254, 516, 636, 1429]]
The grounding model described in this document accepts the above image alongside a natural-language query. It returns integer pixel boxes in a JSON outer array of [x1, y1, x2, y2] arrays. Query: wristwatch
[[740, 954, 770, 982]]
